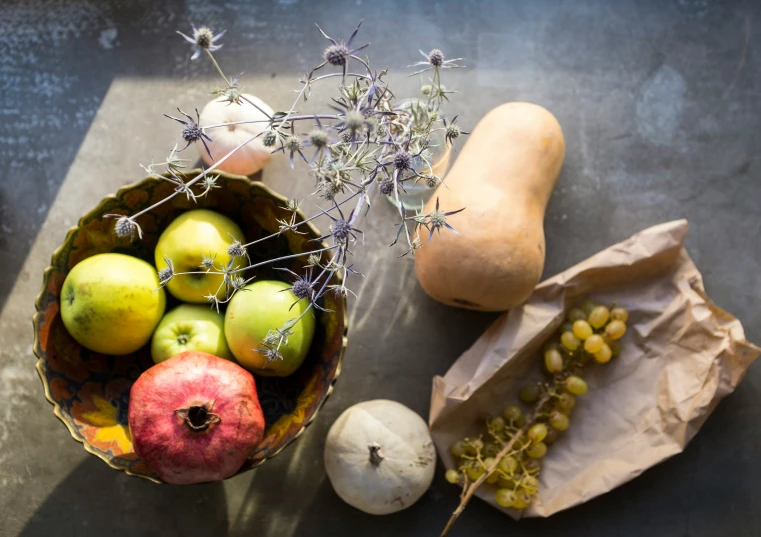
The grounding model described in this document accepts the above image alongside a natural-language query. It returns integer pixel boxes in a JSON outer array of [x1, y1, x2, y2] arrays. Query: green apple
[[155, 209, 244, 303], [150, 304, 232, 364], [224, 280, 315, 376], [60, 253, 166, 355]]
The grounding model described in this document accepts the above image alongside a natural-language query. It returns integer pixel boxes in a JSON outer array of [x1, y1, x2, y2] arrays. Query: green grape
[[605, 320, 627, 340], [519, 384, 540, 404], [495, 488, 517, 508], [445, 469, 460, 484], [572, 320, 593, 340], [488, 416, 506, 432], [544, 348, 564, 373], [544, 427, 559, 445], [610, 307, 629, 322], [584, 334, 604, 353], [528, 423, 548, 443], [498, 455, 518, 474], [483, 442, 501, 458], [450, 440, 467, 457], [527, 441, 547, 459], [557, 392, 576, 412], [504, 405, 522, 423], [524, 459, 541, 473], [610, 339, 622, 357], [466, 464, 485, 481], [588, 305, 610, 329], [498, 476, 516, 488], [469, 438, 484, 453], [482, 457, 498, 483], [512, 490, 531, 509], [582, 300, 598, 316], [567, 308, 587, 323], [549, 411, 570, 431], [566, 375, 588, 395], [560, 322, 574, 335], [594, 343, 612, 363], [561, 331, 581, 351], [521, 475, 539, 495]]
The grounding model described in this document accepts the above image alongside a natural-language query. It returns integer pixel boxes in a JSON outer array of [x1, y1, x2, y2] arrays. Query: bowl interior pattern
[[32, 171, 347, 482]]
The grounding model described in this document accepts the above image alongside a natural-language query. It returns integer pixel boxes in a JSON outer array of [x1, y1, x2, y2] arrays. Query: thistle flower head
[[262, 130, 277, 147], [309, 129, 329, 147], [285, 135, 302, 152], [307, 253, 322, 267], [177, 26, 226, 60], [200, 254, 216, 271], [424, 174, 440, 189], [393, 149, 412, 170], [344, 110, 364, 132], [331, 219, 353, 242], [111, 215, 141, 241], [227, 240, 246, 259], [378, 178, 395, 196], [428, 48, 445, 67], [291, 276, 314, 301], [158, 257, 175, 286], [324, 43, 351, 66]]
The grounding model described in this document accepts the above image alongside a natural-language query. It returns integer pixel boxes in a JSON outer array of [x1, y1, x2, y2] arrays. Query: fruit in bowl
[[60, 253, 166, 355], [225, 280, 315, 376], [154, 208, 244, 303], [150, 304, 232, 364], [32, 170, 347, 482]]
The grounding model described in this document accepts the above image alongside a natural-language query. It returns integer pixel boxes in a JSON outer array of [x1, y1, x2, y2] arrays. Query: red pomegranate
[[128, 351, 265, 484]]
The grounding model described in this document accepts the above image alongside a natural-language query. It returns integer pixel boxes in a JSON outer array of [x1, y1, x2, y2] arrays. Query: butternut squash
[[414, 102, 565, 311]]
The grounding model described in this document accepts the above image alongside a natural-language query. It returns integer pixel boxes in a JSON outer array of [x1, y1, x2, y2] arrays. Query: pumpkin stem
[[368, 442, 384, 465], [175, 399, 221, 431]]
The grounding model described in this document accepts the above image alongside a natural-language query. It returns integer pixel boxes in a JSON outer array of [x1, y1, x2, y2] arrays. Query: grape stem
[[440, 392, 553, 537]]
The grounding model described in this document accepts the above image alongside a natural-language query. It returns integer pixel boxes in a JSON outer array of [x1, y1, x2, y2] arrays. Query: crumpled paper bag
[[429, 220, 760, 518]]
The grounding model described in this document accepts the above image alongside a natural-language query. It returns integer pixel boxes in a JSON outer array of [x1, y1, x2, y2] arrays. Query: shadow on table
[[18, 457, 228, 537]]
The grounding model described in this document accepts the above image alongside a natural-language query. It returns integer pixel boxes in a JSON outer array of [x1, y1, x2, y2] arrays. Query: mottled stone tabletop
[[1, 1, 760, 536]]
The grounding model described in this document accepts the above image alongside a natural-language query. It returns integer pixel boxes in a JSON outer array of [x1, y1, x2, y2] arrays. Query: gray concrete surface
[[2, 0, 760, 535]]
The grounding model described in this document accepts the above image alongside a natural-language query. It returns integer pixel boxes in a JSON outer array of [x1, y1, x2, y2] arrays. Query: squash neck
[[368, 442, 384, 465]]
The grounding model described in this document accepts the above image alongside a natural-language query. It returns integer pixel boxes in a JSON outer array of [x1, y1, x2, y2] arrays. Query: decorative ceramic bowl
[[33, 170, 348, 482]]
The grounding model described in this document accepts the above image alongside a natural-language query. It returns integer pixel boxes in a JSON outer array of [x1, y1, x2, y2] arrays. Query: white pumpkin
[[198, 93, 274, 176], [324, 399, 436, 515]]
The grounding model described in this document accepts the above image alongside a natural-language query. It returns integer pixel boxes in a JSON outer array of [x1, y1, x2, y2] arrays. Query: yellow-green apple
[[155, 209, 244, 303], [224, 280, 315, 376], [150, 304, 232, 364], [60, 253, 166, 355]]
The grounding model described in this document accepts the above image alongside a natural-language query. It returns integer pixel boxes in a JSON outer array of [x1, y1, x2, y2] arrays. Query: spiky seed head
[[378, 179, 394, 196], [332, 219, 352, 242], [113, 216, 137, 240], [284, 198, 301, 212], [428, 48, 445, 67], [393, 149, 412, 170], [200, 254, 216, 271], [230, 275, 247, 291], [227, 240, 246, 258], [307, 253, 321, 266], [344, 110, 364, 132], [285, 135, 302, 152], [446, 124, 461, 140], [262, 130, 277, 147], [429, 110, 440, 122], [291, 277, 314, 301], [194, 27, 214, 49], [224, 87, 241, 104], [425, 175, 440, 189], [324, 43, 350, 66], [376, 124, 388, 137], [158, 267, 173, 285], [309, 129, 329, 147], [182, 122, 203, 143], [339, 130, 353, 143], [429, 210, 447, 228], [421, 84, 433, 96]]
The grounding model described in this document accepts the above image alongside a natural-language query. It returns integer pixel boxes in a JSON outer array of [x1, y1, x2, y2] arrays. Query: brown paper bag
[[429, 220, 760, 518]]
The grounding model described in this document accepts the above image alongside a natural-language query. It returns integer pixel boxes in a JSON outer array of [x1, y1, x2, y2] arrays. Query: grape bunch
[[444, 301, 629, 510]]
